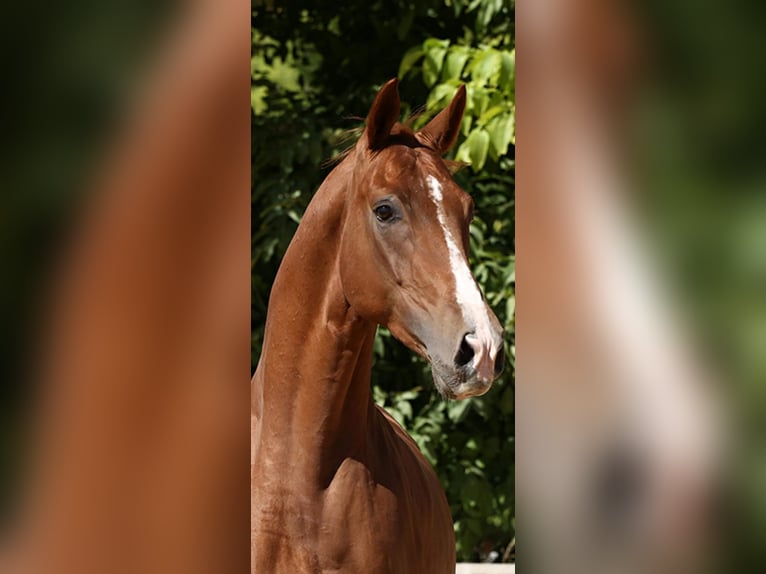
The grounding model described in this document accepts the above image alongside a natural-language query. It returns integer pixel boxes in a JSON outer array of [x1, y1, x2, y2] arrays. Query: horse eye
[[374, 204, 394, 222]]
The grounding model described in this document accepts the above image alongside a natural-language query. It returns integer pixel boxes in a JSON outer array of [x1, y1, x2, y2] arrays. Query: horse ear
[[365, 78, 401, 150], [416, 85, 466, 154]]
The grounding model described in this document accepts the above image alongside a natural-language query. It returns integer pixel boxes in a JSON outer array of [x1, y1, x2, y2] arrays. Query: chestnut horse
[[251, 79, 505, 573]]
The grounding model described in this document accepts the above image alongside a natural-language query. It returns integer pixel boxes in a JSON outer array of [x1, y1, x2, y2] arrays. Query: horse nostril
[[454, 335, 475, 368], [494, 346, 505, 376]]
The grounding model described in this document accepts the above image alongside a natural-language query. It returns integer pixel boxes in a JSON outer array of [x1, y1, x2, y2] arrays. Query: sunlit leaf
[[422, 38, 450, 87], [486, 111, 514, 158], [463, 128, 490, 171], [469, 49, 502, 85], [266, 57, 301, 92], [499, 49, 515, 93], [442, 46, 471, 81], [251, 86, 268, 115]]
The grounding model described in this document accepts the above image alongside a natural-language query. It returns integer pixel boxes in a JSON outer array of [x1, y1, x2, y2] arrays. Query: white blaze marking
[[426, 175, 496, 371]]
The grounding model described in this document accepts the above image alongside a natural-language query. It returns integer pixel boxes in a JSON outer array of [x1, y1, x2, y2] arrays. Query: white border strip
[[456, 564, 515, 574]]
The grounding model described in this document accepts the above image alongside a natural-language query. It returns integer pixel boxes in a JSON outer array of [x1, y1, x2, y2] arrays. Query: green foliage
[[253, 0, 514, 562], [400, 39, 513, 172]]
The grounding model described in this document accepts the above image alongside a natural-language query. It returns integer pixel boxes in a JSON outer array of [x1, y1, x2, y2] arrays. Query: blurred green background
[[636, 2, 766, 571], [251, 0, 515, 563], [0, 0, 173, 528]]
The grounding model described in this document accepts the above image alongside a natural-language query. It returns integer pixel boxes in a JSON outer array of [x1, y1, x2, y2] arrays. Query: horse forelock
[[326, 118, 466, 166]]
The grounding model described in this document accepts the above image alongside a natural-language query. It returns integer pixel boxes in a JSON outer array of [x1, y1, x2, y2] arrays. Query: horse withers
[[251, 79, 505, 574]]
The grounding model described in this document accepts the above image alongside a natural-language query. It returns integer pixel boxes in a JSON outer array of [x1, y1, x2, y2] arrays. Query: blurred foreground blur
[[0, 1, 250, 573], [4, 0, 766, 571], [518, 0, 765, 572]]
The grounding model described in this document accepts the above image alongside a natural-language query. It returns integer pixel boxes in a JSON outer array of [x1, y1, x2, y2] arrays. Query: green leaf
[[477, 105, 504, 127], [506, 257, 516, 283], [395, 400, 413, 420], [486, 111, 514, 158], [459, 128, 490, 171], [251, 86, 268, 115], [266, 57, 301, 92], [389, 406, 406, 428], [398, 388, 421, 401], [464, 437, 480, 454], [505, 296, 515, 327], [373, 385, 387, 407], [422, 39, 450, 88], [469, 49, 502, 86], [441, 46, 471, 81], [426, 83, 459, 113], [468, 84, 490, 117], [499, 49, 515, 94], [398, 45, 424, 79], [460, 113, 473, 137]]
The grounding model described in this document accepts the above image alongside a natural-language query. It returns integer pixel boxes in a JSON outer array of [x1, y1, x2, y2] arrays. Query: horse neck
[[253, 159, 378, 484]]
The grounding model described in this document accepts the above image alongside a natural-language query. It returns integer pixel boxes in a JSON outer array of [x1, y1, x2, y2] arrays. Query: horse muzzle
[[431, 334, 505, 400]]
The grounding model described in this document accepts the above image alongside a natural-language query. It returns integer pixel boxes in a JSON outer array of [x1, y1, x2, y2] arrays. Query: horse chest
[[252, 424, 455, 573], [323, 425, 455, 571]]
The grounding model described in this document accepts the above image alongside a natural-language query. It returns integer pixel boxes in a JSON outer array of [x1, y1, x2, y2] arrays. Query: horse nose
[[454, 333, 503, 381]]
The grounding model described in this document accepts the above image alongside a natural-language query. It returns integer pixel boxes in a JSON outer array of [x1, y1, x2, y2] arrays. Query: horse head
[[339, 78, 505, 400]]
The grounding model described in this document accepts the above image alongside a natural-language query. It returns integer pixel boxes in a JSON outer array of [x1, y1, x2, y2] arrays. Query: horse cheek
[[339, 230, 389, 324]]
